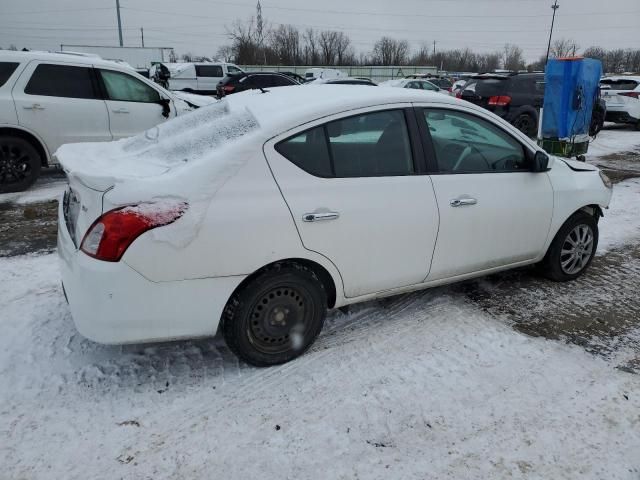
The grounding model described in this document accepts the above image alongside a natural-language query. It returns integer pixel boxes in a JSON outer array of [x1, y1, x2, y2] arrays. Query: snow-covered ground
[[1, 127, 640, 479]]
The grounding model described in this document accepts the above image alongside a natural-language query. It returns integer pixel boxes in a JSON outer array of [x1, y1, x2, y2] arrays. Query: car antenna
[[259, 87, 269, 93]]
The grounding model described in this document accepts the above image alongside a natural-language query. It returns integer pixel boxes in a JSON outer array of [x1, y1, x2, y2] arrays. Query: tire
[[0, 135, 42, 193], [221, 263, 327, 367], [540, 211, 599, 282], [512, 113, 538, 138]]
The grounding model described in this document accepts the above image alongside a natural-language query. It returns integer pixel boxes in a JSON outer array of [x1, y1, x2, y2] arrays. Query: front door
[[97, 68, 173, 140], [264, 106, 440, 298], [417, 107, 553, 281], [12, 61, 111, 154]]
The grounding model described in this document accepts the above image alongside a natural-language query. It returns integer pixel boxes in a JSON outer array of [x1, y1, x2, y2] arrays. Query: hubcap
[[248, 285, 310, 355], [560, 224, 594, 275], [0, 142, 32, 185]]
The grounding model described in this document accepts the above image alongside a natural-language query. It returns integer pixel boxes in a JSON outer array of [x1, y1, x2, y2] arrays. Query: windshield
[[601, 79, 639, 91]]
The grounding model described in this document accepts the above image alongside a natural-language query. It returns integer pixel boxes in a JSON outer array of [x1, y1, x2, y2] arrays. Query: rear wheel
[[512, 113, 537, 137], [0, 135, 42, 193], [540, 211, 598, 282], [222, 263, 327, 366]]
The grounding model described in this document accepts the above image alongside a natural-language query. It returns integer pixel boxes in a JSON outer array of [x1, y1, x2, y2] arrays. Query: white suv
[[600, 76, 640, 130], [0, 51, 198, 193]]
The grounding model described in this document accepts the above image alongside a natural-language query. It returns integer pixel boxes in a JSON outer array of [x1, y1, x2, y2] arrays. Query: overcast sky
[[2, 0, 638, 63]]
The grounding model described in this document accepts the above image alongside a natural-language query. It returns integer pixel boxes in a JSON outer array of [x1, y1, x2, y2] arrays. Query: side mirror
[[532, 151, 550, 172], [158, 97, 171, 119]]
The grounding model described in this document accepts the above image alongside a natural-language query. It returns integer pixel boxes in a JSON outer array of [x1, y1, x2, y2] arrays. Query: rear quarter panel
[[121, 148, 345, 300]]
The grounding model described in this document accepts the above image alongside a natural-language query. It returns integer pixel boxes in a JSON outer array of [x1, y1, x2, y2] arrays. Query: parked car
[[310, 77, 377, 86], [426, 77, 454, 92], [600, 76, 640, 130], [216, 72, 299, 96], [379, 78, 447, 94], [304, 68, 347, 82], [451, 79, 468, 97], [152, 62, 244, 95], [57, 85, 612, 366], [279, 71, 306, 83], [461, 73, 608, 137], [460, 73, 545, 137], [0, 50, 198, 193]]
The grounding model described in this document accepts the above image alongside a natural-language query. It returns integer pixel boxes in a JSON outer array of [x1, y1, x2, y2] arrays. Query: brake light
[[223, 85, 235, 93], [456, 91, 463, 99], [80, 202, 187, 262], [618, 92, 640, 99], [488, 95, 512, 106]]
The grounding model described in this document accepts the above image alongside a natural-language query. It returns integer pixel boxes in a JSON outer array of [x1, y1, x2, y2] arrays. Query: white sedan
[[57, 85, 613, 366], [379, 78, 448, 94]]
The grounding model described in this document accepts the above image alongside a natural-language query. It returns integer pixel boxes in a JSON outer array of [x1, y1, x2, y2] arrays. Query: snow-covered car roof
[[0, 50, 136, 70], [224, 84, 456, 135]]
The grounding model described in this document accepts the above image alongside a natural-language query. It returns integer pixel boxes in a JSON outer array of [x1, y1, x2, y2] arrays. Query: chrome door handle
[[450, 197, 478, 207], [302, 212, 340, 222], [23, 103, 45, 111], [112, 108, 130, 114]]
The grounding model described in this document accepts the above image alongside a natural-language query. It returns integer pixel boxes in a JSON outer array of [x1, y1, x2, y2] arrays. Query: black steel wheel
[[222, 263, 327, 366], [540, 211, 599, 282], [0, 135, 42, 193], [512, 113, 537, 137]]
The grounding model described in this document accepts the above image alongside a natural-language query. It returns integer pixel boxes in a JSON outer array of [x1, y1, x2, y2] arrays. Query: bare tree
[[216, 45, 235, 62], [301, 28, 318, 65], [550, 38, 580, 58], [371, 37, 409, 65], [269, 24, 300, 65], [502, 44, 525, 71], [181, 52, 194, 62], [317, 30, 351, 65], [226, 18, 261, 64], [8, 44, 18, 51]]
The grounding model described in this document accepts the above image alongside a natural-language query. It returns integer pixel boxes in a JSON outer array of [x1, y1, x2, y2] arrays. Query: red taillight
[[223, 85, 235, 93], [455, 91, 462, 99], [80, 202, 187, 262], [488, 95, 512, 107], [619, 92, 640, 99], [447, 87, 452, 92]]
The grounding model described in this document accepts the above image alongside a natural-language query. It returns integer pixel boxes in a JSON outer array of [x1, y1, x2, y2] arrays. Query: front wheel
[[540, 211, 599, 282], [221, 263, 327, 366]]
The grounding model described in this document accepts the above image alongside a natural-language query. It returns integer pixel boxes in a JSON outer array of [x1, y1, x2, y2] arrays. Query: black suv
[[217, 72, 299, 96], [460, 73, 606, 137], [460, 73, 544, 137]]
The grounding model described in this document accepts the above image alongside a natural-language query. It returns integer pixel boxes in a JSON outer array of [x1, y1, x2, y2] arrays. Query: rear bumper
[[57, 201, 245, 345], [605, 110, 639, 123]]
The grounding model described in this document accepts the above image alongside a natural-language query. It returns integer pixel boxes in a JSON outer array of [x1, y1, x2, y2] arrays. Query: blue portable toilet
[[540, 57, 602, 158]]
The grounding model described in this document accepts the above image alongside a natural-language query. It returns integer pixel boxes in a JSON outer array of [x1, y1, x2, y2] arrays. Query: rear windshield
[[463, 78, 508, 96], [0, 62, 19, 87], [601, 79, 639, 91]]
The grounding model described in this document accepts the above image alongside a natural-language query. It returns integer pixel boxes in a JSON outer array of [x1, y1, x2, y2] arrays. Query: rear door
[[264, 105, 440, 298], [417, 106, 553, 281], [195, 65, 224, 93], [97, 68, 174, 140], [12, 62, 111, 154]]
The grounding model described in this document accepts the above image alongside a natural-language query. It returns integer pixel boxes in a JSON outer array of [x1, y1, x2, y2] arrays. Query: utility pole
[[433, 40, 436, 57], [141, 27, 144, 47], [115, 0, 123, 47], [545, 0, 559, 63]]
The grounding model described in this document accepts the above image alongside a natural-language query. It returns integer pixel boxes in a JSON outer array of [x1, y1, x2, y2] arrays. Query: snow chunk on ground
[[1, 253, 639, 479], [599, 177, 640, 252]]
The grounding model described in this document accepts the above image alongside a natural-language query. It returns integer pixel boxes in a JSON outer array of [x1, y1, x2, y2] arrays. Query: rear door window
[[25, 64, 98, 99], [98, 69, 161, 103], [276, 110, 414, 178], [0, 62, 19, 87], [195, 65, 223, 77]]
